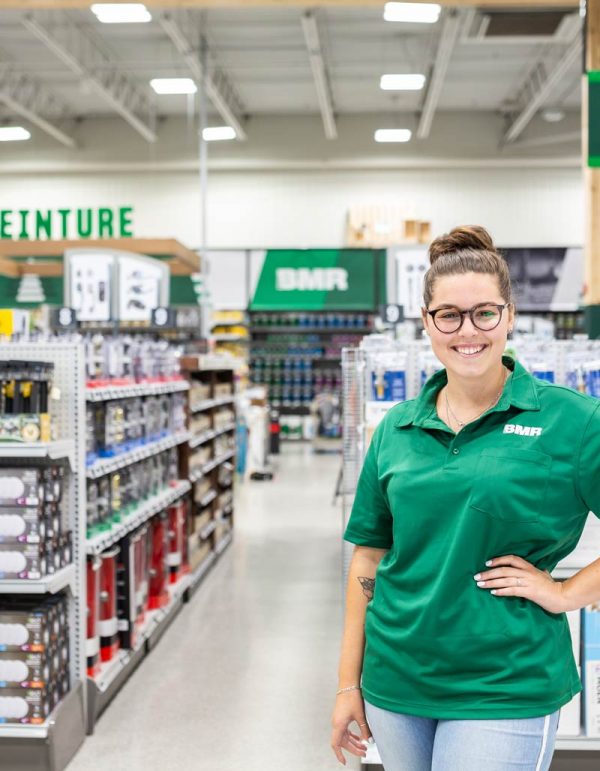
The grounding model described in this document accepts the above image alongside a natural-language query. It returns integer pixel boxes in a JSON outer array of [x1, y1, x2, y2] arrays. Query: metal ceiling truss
[[159, 9, 246, 141], [0, 62, 76, 146], [502, 27, 583, 145], [0, 1, 580, 9], [417, 8, 465, 140], [23, 10, 157, 142], [301, 11, 337, 141]]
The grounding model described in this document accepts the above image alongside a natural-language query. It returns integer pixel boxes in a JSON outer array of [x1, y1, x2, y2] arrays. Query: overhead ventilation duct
[[475, 8, 573, 38]]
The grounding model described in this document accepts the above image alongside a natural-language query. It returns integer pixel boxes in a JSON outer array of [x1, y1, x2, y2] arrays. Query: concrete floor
[[65, 444, 599, 771], [67, 444, 348, 771]]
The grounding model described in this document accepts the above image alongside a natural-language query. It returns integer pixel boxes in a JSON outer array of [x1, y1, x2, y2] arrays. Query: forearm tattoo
[[358, 576, 375, 601]]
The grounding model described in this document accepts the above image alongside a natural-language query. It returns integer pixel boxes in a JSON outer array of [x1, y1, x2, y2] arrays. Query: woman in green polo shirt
[[331, 226, 600, 770]]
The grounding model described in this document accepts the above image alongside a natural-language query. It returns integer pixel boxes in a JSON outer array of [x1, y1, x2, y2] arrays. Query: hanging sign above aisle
[[0, 206, 134, 240], [250, 249, 384, 311]]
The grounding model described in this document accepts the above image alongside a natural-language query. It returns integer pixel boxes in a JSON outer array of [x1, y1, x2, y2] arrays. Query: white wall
[[0, 113, 584, 250]]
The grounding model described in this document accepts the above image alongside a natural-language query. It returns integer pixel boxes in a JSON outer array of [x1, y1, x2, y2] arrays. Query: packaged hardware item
[[0, 360, 55, 443], [0, 685, 55, 724], [0, 650, 52, 688], [0, 605, 53, 651], [99, 547, 120, 663], [167, 500, 186, 584], [0, 508, 47, 544], [148, 513, 169, 610], [116, 531, 139, 650], [0, 469, 44, 508], [86, 557, 101, 677], [0, 543, 47, 580]]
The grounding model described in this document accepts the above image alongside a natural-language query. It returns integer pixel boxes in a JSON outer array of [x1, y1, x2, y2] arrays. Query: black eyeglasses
[[426, 303, 511, 334]]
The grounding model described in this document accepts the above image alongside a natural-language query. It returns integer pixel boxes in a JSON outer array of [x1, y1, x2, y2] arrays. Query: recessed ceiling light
[[542, 109, 565, 123], [0, 127, 31, 142], [150, 78, 197, 95], [380, 74, 426, 91], [374, 129, 412, 143], [90, 4, 152, 24], [202, 127, 237, 142], [384, 2, 441, 24]]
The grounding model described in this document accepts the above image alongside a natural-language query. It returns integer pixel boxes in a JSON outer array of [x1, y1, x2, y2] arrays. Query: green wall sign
[[250, 249, 385, 311], [0, 206, 134, 240], [589, 71, 600, 167]]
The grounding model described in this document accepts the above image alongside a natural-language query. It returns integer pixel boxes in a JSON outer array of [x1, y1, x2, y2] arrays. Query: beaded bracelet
[[336, 685, 361, 695]]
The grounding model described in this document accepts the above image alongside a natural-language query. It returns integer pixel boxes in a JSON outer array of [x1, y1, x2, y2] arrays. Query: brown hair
[[423, 225, 513, 307]]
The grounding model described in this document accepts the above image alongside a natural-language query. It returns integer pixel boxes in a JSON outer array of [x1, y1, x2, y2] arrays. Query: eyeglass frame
[[425, 302, 512, 334]]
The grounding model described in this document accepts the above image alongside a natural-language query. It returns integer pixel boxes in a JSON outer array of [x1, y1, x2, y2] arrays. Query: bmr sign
[[276, 268, 349, 292], [251, 249, 384, 311], [0, 206, 134, 240]]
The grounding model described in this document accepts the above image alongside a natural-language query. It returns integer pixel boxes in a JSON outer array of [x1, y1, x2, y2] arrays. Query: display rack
[[0, 342, 87, 771], [341, 339, 600, 762], [250, 311, 373, 441], [180, 355, 236, 587]]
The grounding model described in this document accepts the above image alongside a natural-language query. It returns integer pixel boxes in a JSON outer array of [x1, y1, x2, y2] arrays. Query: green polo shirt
[[345, 355, 600, 719]]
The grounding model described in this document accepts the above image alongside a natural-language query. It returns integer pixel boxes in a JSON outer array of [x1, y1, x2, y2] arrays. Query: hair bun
[[428, 225, 495, 266]]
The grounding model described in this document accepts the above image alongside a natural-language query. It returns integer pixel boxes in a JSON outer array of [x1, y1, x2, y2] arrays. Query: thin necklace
[[445, 370, 508, 430]]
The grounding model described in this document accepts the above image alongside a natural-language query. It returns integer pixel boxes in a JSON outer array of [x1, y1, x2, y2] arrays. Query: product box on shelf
[[188, 539, 212, 574], [0, 507, 47, 544], [0, 606, 53, 651], [583, 604, 600, 737], [86, 557, 101, 677], [0, 684, 56, 723], [148, 512, 169, 610], [0, 414, 51, 444], [116, 526, 150, 650], [0, 649, 54, 688], [0, 542, 48, 580], [193, 509, 212, 535], [99, 547, 120, 663]]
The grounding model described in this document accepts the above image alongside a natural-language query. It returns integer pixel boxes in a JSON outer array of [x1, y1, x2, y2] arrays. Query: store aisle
[[68, 445, 347, 771]]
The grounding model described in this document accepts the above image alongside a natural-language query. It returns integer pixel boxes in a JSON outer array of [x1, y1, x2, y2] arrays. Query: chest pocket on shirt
[[468, 447, 552, 523]]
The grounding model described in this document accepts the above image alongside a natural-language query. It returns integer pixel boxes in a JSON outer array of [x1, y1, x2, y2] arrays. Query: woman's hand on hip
[[331, 690, 373, 765], [473, 554, 569, 614]]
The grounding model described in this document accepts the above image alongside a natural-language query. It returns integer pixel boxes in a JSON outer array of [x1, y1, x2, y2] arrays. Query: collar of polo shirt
[[394, 356, 541, 430]]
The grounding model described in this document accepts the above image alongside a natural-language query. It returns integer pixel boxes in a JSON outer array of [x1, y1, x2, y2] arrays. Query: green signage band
[[250, 248, 385, 311], [0, 206, 134, 240], [589, 72, 600, 167]]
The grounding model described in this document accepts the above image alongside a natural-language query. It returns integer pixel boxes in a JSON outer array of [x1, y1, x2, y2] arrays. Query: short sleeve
[[344, 427, 393, 549], [577, 402, 600, 517]]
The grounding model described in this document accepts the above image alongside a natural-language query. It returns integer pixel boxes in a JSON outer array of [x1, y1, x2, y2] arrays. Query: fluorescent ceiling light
[[0, 127, 31, 142], [384, 2, 441, 24], [542, 109, 565, 123], [150, 78, 197, 95], [374, 129, 412, 143], [380, 74, 426, 91], [202, 126, 236, 142], [91, 4, 152, 24]]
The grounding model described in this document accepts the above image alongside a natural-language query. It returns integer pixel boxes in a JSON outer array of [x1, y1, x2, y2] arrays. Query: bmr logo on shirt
[[275, 268, 349, 292], [503, 424, 543, 437]]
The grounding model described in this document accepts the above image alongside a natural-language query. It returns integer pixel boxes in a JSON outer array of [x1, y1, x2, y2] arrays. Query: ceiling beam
[[0, 65, 76, 147], [508, 130, 580, 149], [23, 11, 157, 142], [502, 29, 582, 144], [417, 8, 463, 140], [301, 11, 337, 140], [0, 1, 580, 9], [158, 10, 246, 140]]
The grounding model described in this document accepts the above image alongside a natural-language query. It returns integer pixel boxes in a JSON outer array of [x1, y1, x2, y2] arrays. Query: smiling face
[[422, 272, 515, 381]]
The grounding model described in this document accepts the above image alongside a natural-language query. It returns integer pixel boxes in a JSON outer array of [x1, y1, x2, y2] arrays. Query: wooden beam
[[585, 1, 600, 308], [0, 239, 199, 276], [0, 0, 580, 8]]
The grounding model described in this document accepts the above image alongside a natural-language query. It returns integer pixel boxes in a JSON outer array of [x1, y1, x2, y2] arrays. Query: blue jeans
[[364, 701, 560, 771]]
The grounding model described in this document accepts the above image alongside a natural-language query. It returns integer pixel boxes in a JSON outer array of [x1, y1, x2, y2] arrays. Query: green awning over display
[[250, 248, 385, 311]]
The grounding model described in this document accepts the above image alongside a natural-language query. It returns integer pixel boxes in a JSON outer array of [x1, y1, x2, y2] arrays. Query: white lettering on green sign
[[0, 207, 134, 240], [276, 268, 349, 291]]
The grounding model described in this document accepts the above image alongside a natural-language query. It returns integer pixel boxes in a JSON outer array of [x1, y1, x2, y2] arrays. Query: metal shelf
[[197, 489, 218, 509], [250, 326, 371, 334], [186, 552, 217, 596], [190, 396, 235, 413], [0, 563, 75, 595], [213, 335, 249, 342], [85, 379, 189, 402], [215, 531, 233, 556], [86, 480, 191, 555], [188, 422, 236, 449], [556, 737, 600, 750], [86, 431, 191, 479], [0, 439, 75, 466], [199, 520, 217, 540], [201, 450, 235, 475]]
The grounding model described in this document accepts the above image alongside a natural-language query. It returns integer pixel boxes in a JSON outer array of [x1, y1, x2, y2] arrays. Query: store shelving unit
[[0, 342, 87, 771], [86, 431, 190, 480], [249, 311, 373, 440], [180, 355, 236, 582]]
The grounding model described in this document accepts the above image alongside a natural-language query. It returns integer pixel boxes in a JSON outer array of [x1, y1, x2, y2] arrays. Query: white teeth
[[454, 345, 485, 355]]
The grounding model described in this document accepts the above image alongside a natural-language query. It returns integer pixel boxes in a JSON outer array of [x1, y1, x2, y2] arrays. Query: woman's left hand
[[474, 554, 568, 615]]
